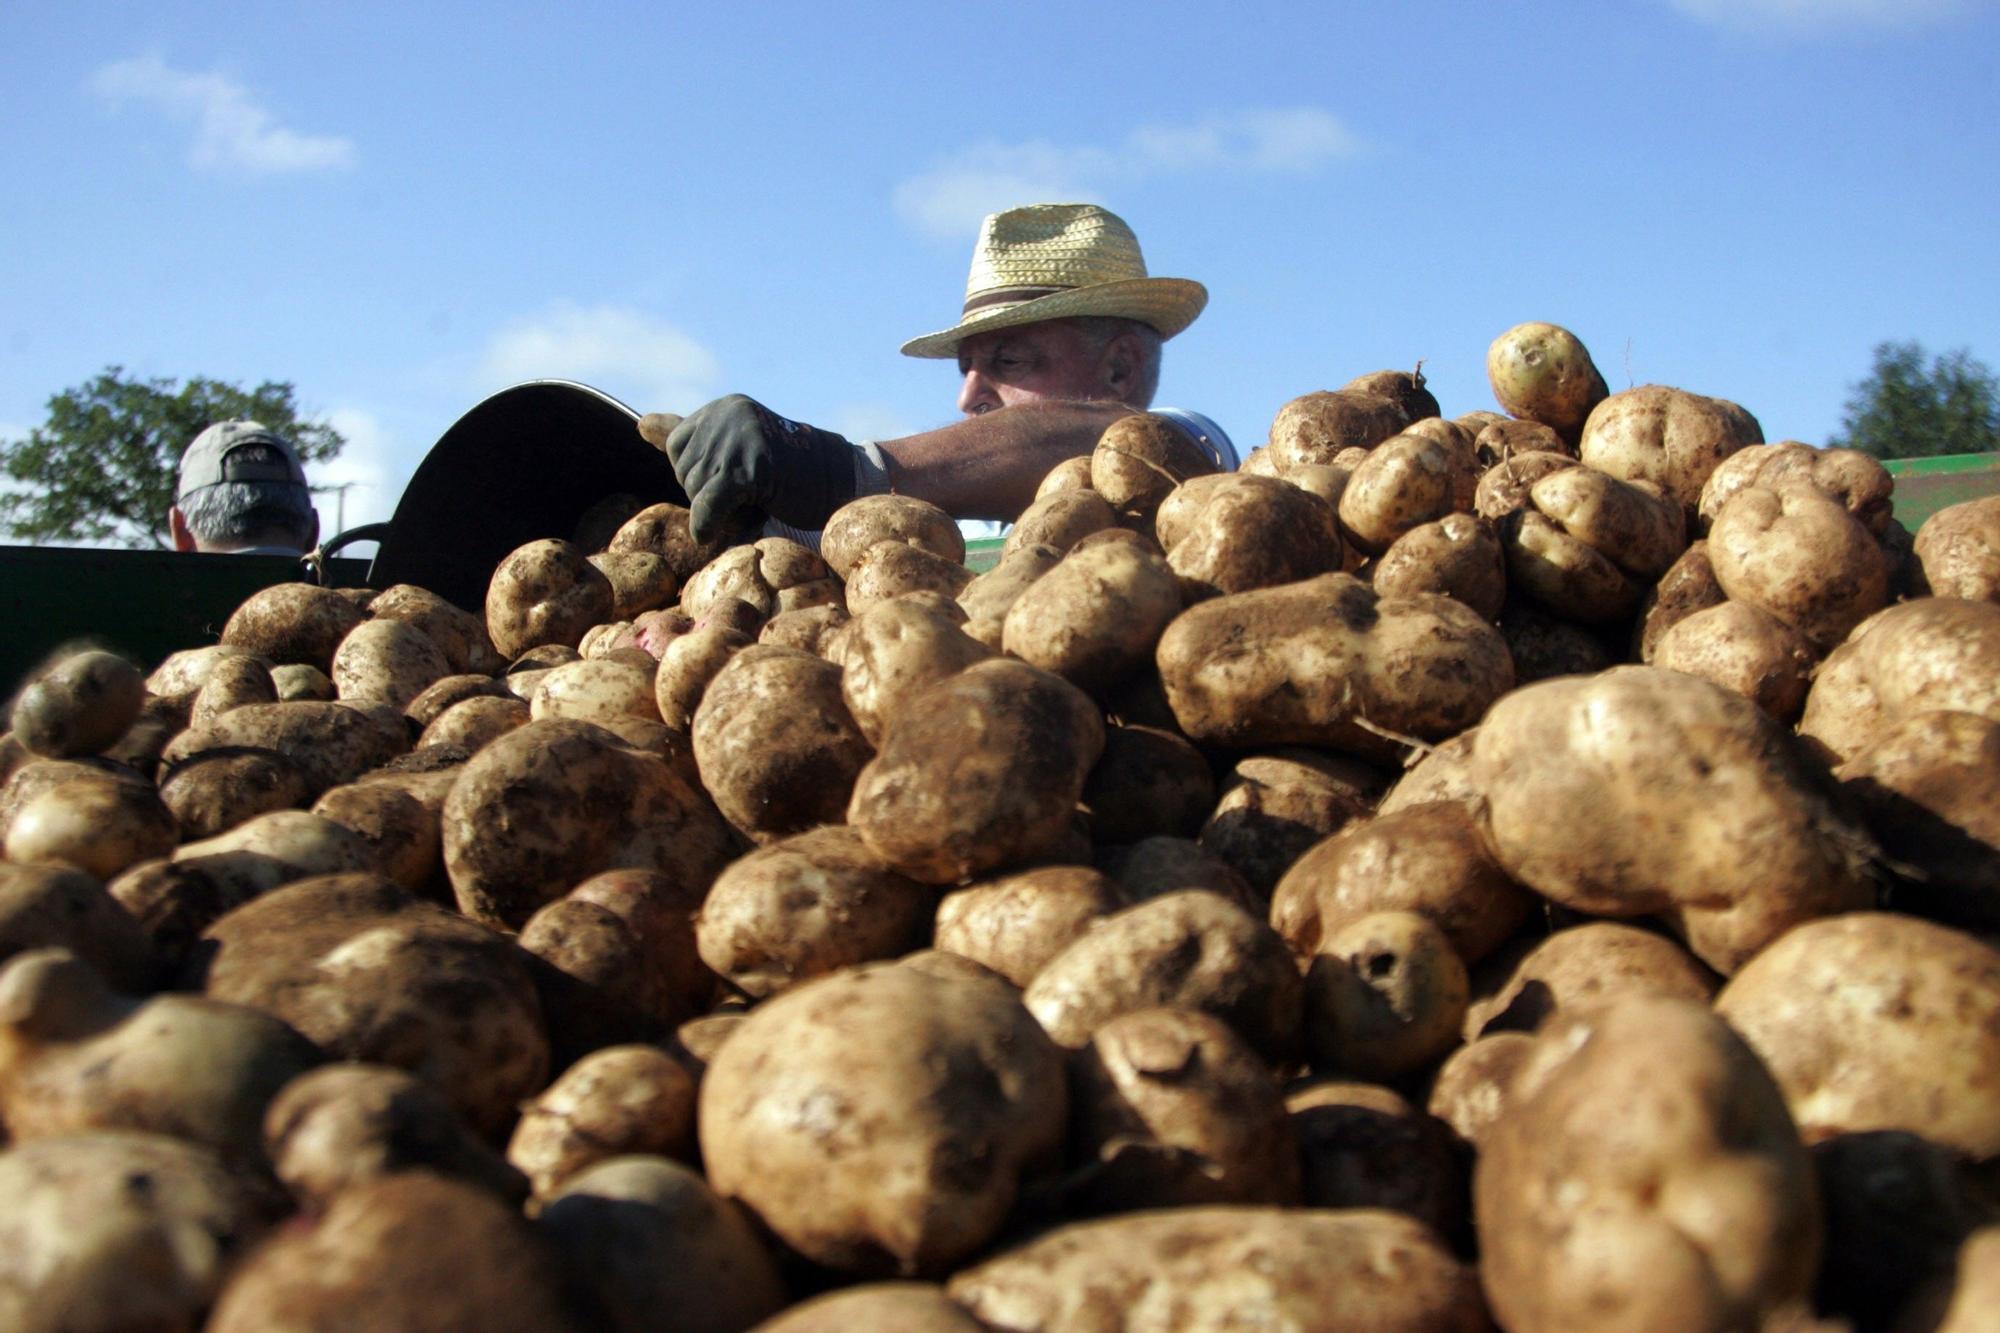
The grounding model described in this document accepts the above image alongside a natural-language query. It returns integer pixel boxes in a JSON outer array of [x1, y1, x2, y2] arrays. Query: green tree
[[1829, 340, 2000, 461], [0, 367, 346, 549]]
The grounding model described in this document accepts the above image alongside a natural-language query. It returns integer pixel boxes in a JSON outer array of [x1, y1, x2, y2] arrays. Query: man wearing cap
[[665, 202, 1234, 545], [169, 420, 320, 555]]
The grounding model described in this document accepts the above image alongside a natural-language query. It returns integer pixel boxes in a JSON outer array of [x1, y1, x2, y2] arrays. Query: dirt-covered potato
[[1473, 665, 1876, 973], [419, 692, 529, 752], [1464, 921, 1718, 1042], [443, 718, 738, 930], [1473, 449, 1579, 522], [264, 1062, 525, 1208], [1037, 453, 1094, 497], [528, 657, 658, 726], [1302, 910, 1468, 1082], [159, 745, 315, 840], [1337, 429, 1479, 556], [1197, 748, 1379, 896], [1288, 1080, 1467, 1239], [1653, 599, 1819, 721], [162, 700, 405, 800], [848, 658, 1105, 884], [1024, 890, 1300, 1064], [1002, 538, 1181, 695], [587, 548, 679, 620], [206, 1171, 582, 1332], [836, 596, 993, 747], [1372, 512, 1507, 620], [1427, 1031, 1537, 1149], [949, 1206, 1488, 1331], [506, 1045, 697, 1198], [1088, 411, 1220, 533], [1578, 382, 1765, 512], [755, 1283, 987, 1332], [691, 645, 872, 844], [1094, 836, 1258, 915], [932, 865, 1129, 988], [956, 543, 1062, 650], [606, 501, 730, 583], [1699, 441, 1895, 537], [0, 1130, 285, 1333], [1475, 997, 1820, 1333], [1709, 484, 1891, 650], [1378, 729, 1479, 814], [759, 601, 851, 655], [1494, 598, 1620, 684], [1266, 388, 1412, 468], [171, 809, 377, 901], [537, 1155, 788, 1333], [1065, 1006, 1301, 1214], [680, 537, 839, 622], [1079, 723, 1213, 844], [1715, 912, 2000, 1157], [1915, 494, 2000, 603], [188, 652, 278, 727], [1502, 464, 1687, 624], [1838, 710, 2000, 928], [5, 775, 177, 882], [1004, 486, 1117, 555], [329, 616, 453, 711], [1799, 597, 2000, 765], [699, 956, 1068, 1277], [366, 583, 499, 673], [1156, 473, 1345, 601], [1474, 415, 1570, 463], [196, 873, 548, 1140], [1157, 572, 1514, 761], [1486, 320, 1610, 441], [695, 824, 931, 998], [652, 623, 753, 731], [821, 494, 966, 580], [485, 538, 615, 661], [0, 863, 157, 992], [221, 582, 369, 671], [9, 649, 146, 759], [1271, 800, 1533, 967]]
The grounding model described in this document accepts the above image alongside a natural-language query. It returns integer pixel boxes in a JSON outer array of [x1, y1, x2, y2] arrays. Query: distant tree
[[0, 367, 345, 549], [1829, 340, 2000, 461]]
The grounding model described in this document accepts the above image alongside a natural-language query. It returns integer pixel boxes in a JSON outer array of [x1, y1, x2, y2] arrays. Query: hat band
[[962, 284, 1071, 315]]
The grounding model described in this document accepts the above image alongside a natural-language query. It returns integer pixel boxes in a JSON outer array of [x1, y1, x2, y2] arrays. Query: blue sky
[[3, 0, 1996, 537]]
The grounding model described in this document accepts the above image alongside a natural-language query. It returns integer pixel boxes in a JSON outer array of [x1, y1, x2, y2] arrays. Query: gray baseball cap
[[177, 421, 309, 500]]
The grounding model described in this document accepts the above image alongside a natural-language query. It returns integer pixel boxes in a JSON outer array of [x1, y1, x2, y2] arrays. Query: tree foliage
[[1829, 340, 2000, 461], [0, 367, 346, 549]]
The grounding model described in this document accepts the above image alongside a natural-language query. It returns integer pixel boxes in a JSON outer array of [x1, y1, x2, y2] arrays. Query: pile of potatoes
[[2, 322, 1998, 1331]]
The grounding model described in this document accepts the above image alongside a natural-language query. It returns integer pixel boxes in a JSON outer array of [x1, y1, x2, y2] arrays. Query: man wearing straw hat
[[665, 202, 1234, 544]]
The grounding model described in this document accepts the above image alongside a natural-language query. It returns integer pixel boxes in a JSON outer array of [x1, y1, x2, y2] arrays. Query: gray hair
[[1069, 316, 1164, 408], [178, 479, 318, 551]]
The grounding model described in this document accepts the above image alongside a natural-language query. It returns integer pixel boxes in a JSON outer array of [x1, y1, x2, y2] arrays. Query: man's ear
[[169, 506, 198, 552], [1098, 329, 1143, 395]]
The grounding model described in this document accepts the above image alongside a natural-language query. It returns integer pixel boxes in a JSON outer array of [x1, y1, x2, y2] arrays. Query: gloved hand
[[665, 394, 860, 543]]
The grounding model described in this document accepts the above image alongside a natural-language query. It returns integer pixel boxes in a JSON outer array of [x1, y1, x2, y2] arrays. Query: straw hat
[[900, 203, 1208, 359]]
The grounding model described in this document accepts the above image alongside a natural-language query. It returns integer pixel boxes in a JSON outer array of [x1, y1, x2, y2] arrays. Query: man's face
[[955, 320, 1113, 416]]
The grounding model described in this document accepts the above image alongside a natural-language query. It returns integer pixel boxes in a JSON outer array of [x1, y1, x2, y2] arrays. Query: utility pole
[[316, 481, 363, 532]]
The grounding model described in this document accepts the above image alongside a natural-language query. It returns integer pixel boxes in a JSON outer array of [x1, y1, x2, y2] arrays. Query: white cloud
[[1668, 0, 1979, 35], [310, 406, 411, 538], [477, 303, 721, 414], [895, 108, 1361, 239], [89, 55, 355, 175]]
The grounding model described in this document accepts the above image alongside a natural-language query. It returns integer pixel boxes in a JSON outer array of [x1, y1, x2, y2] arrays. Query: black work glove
[[665, 394, 860, 543]]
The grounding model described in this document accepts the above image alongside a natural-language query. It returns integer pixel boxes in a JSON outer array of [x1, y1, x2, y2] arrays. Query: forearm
[[876, 401, 1137, 520]]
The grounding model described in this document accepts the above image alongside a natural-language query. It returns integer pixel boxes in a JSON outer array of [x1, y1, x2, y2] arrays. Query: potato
[[1024, 890, 1301, 1064], [680, 537, 838, 622], [1699, 440, 1895, 537], [1158, 473, 1345, 601], [197, 873, 549, 1140], [1002, 538, 1181, 695], [1464, 921, 1718, 1041], [485, 538, 615, 660], [1578, 382, 1765, 512], [956, 543, 1062, 649], [264, 1063, 526, 1208], [1079, 723, 1213, 844], [405, 673, 508, 727], [1653, 599, 1819, 721], [691, 645, 872, 844], [1156, 572, 1514, 761], [1475, 998, 1820, 1333], [418, 692, 529, 753], [366, 583, 503, 675], [537, 1156, 787, 1333], [527, 657, 658, 726], [1378, 729, 1479, 813], [1266, 388, 1412, 467], [587, 548, 679, 619], [695, 824, 932, 998], [1472, 449, 1578, 522], [1288, 1081, 1467, 1239], [188, 652, 278, 727], [1426, 1030, 1536, 1149], [104, 693, 189, 778], [505, 1045, 696, 1199], [9, 649, 146, 758], [1839, 710, 2000, 928], [848, 658, 1105, 884], [1197, 748, 1380, 896], [1486, 320, 1609, 440], [1004, 486, 1117, 555], [1036, 453, 1094, 497], [1088, 411, 1220, 532], [159, 745, 314, 840], [1799, 597, 2000, 765], [443, 718, 738, 930], [206, 1171, 582, 1332], [1472, 665, 1876, 972], [754, 1283, 987, 1332], [836, 596, 994, 746], [652, 622, 753, 731], [1302, 910, 1468, 1082], [1065, 1006, 1301, 1214], [1474, 415, 1570, 463], [1714, 912, 2000, 1157], [1345, 366, 1441, 421], [329, 616, 454, 711], [1337, 429, 1479, 556], [606, 501, 730, 583], [0, 1131, 284, 1333], [1502, 464, 1687, 624], [699, 957, 1068, 1277], [1915, 494, 2000, 602], [949, 1206, 1487, 1332], [932, 865, 1129, 988], [1271, 800, 1533, 967], [758, 602, 849, 655], [843, 540, 974, 615], [221, 582, 368, 671], [820, 494, 966, 580], [1372, 512, 1507, 620], [171, 809, 377, 902], [520, 898, 679, 1064], [5, 776, 177, 882], [162, 700, 405, 800], [1709, 484, 1891, 650]]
